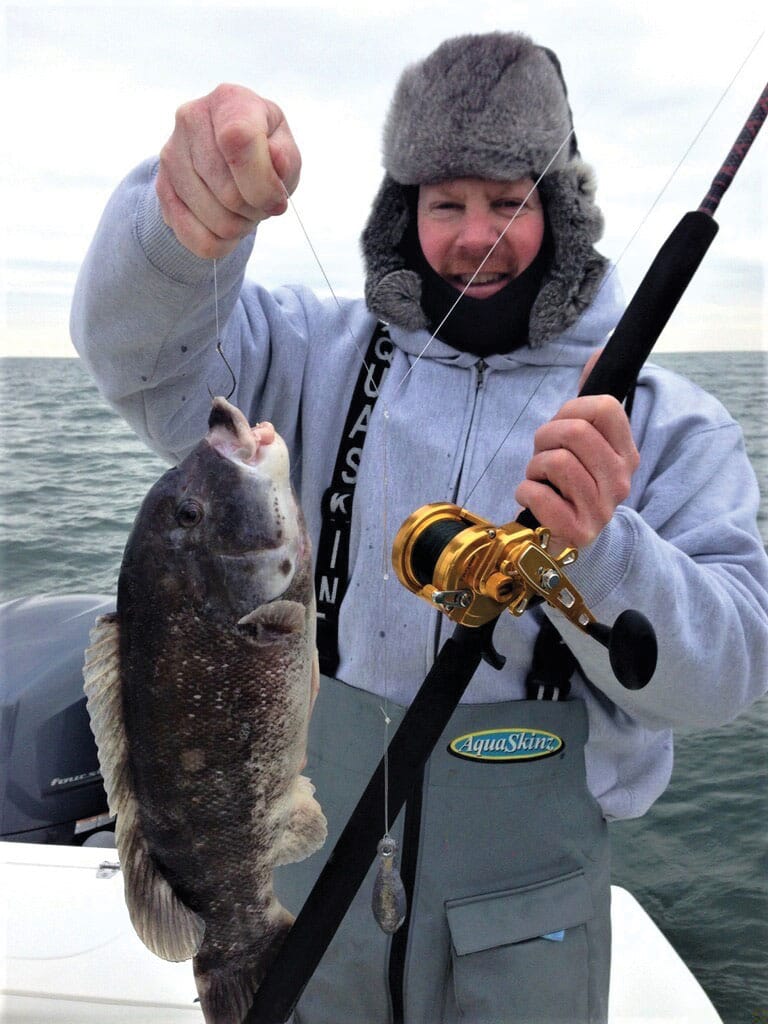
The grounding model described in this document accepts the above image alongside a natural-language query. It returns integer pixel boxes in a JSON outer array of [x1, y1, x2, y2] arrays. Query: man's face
[[416, 177, 545, 299]]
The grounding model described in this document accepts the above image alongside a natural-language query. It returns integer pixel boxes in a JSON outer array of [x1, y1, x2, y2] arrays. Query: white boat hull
[[1, 841, 722, 1023]]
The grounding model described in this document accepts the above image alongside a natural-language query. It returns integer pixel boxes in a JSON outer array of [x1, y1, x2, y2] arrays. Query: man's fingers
[[156, 164, 240, 260], [215, 124, 285, 214], [162, 140, 257, 237], [531, 417, 634, 505], [550, 395, 639, 466], [516, 392, 640, 551], [515, 476, 587, 550], [210, 90, 298, 212], [268, 122, 301, 195], [156, 85, 301, 257]]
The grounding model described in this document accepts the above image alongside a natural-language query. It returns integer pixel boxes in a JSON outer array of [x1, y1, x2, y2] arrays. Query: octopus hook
[[206, 258, 237, 401], [207, 340, 237, 401]]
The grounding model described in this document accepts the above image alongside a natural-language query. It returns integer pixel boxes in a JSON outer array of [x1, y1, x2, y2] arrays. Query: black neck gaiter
[[400, 205, 551, 357]]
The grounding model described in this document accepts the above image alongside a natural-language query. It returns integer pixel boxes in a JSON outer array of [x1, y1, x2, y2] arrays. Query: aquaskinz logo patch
[[448, 728, 564, 763]]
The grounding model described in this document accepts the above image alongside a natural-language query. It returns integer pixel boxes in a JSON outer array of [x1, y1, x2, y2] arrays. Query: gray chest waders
[[288, 322, 611, 1022], [273, 679, 610, 1024]]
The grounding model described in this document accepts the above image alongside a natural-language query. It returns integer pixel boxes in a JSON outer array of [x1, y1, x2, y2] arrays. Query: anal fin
[[273, 775, 328, 866]]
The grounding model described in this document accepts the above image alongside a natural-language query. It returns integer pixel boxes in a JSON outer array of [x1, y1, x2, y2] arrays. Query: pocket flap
[[445, 869, 593, 954]]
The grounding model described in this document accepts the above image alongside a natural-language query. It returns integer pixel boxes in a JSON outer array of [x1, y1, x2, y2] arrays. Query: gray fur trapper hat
[[361, 31, 608, 346]]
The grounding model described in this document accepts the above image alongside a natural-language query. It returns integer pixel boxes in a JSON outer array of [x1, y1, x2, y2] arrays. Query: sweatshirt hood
[[385, 261, 625, 370]]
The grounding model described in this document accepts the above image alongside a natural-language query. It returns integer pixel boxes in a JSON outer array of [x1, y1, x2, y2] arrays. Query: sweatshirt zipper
[[450, 358, 487, 504], [387, 358, 487, 1022]]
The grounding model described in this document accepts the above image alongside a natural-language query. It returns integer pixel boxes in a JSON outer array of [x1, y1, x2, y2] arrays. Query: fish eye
[[176, 499, 204, 528]]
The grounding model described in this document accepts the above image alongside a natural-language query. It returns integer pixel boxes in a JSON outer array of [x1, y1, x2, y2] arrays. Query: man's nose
[[455, 210, 499, 251]]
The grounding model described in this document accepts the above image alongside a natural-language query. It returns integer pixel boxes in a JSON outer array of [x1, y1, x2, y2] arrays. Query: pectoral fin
[[238, 599, 306, 644], [83, 613, 205, 961]]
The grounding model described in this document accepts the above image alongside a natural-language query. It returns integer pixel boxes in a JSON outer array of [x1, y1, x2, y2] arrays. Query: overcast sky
[[2, 0, 766, 357]]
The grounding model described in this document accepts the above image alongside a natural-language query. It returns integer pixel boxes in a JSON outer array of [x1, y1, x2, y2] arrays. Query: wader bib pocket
[[444, 870, 594, 1024], [275, 676, 610, 1024]]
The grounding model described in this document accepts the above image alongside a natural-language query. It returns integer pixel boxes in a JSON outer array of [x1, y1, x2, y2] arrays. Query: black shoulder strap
[[525, 616, 576, 701], [315, 321, 394, 675]]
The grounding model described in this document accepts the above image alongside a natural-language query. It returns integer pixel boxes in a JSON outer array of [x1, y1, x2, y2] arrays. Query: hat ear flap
[[529, 160, 607, 346], [361, 176, 429, 330]]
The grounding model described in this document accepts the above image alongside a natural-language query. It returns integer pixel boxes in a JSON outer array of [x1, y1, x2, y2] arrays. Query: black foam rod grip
[[579, 210, 719, 402], [518, 210, 719, 537]]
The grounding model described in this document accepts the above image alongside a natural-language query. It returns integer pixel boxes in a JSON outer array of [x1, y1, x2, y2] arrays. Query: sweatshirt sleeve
[[70, 158, 312, 463], [546, 372, 768, 732]]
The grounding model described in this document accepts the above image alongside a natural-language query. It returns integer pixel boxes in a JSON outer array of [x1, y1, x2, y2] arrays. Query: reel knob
[[586, 610, 657, 690]]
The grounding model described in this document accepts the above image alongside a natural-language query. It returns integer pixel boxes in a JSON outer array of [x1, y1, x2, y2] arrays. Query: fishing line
[[281, 185, 391, 394], [281, 185, 399, 851], [597, 30, 764, 297], [461, 32, 765, 508]]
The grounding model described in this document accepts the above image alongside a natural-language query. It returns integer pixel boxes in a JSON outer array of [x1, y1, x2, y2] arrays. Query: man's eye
[[495, 199, 524, 212]]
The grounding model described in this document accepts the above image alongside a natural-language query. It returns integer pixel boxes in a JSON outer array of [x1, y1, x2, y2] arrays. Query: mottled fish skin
[[84, 398, 326, 1024]]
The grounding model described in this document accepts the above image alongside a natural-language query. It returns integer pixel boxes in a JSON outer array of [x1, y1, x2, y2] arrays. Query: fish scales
[[83, 398, 326, 1024]]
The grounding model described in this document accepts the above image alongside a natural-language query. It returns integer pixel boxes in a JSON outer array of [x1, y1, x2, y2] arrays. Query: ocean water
[[0, 352, 766, 1022]]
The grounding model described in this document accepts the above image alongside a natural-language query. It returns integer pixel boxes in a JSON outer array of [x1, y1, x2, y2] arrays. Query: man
[[72, 32, 768, 1024]]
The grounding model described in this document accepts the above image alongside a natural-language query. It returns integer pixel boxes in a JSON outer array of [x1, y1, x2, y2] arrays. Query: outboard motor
[[0, 594, 114, 844]]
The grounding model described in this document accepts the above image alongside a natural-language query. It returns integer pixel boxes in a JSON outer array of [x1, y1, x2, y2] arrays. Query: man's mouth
[[447, 271, 512, 296]]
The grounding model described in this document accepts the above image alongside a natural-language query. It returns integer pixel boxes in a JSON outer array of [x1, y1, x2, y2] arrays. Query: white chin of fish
[[259, 544, 303, 602], [220, 541, 302, 604]]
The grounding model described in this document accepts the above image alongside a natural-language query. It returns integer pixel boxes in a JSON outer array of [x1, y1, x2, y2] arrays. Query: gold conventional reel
[[392, 502, 658, 689]]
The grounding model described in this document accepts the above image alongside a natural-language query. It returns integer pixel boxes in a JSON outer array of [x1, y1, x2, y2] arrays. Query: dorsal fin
[[83, 613, 205, 961]]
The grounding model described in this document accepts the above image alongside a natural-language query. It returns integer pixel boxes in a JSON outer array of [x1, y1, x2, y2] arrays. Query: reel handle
[[516, 508, 657, 690]]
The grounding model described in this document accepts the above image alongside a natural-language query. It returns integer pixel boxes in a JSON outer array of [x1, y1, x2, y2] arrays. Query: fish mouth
[[207, 397, 280, 467], [206, 399, 304, 600]]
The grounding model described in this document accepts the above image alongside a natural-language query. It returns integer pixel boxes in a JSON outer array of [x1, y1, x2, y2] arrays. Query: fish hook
[[206, 258, 237, 401], [207, 340, 237, 401]]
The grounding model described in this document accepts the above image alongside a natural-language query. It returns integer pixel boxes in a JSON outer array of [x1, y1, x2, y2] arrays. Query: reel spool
[[392, 502, 657, 690]]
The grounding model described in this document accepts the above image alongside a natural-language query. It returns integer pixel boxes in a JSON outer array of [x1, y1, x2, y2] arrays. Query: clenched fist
[[515, 392, 640, 554], [156, 84, 301, 259]]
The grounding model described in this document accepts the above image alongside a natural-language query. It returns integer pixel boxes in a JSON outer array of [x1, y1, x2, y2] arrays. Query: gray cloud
[[3, 1, 765, 355]]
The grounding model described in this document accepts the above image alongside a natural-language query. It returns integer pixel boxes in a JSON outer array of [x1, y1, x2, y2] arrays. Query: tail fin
[[193, 912, 293, 1024]]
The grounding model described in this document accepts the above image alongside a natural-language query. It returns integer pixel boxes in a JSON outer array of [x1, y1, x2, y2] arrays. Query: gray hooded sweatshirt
[[71, 158, 768, 822]]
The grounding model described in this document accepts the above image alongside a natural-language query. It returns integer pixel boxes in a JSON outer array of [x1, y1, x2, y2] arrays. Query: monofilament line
[[281, 184, 389, 402], [603, 31, 765, 286], [462, 35, 765, 506], [213, 257, 220, 341], [282, 182, 396, 834]]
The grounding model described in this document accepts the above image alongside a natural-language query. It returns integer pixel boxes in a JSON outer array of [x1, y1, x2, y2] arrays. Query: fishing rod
[[245, 81, 768, 1024]]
